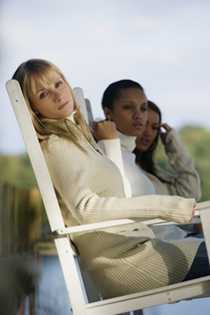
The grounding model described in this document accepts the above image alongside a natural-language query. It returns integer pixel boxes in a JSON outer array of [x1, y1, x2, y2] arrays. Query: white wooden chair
[[73, 87, 94, 126], [6, 79, 210, 315]]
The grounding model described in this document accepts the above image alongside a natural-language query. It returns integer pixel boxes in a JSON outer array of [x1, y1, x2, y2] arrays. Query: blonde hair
[[12, 58, 94, 149]]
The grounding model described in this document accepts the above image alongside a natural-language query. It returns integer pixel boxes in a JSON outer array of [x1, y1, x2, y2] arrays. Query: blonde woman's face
[[29, 71, 74, 119]]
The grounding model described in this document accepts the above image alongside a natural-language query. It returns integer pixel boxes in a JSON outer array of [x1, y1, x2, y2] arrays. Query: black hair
[[134, 100, 162, 175], [102, 79, 144, 110]]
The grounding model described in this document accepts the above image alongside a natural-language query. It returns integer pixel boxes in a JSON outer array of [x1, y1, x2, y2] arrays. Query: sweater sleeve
[[98, 139, 132, 197], [160, 129, 201, 200], [42, 136, 195, 225]]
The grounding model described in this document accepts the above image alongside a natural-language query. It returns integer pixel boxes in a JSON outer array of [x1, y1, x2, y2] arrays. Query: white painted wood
[[56, 213, 202, 236], [85, 98, 94, 126], [83, 276, 210, 315], [73, 87, 89, 124], [55, 238, 88, 314], [6, 80, 64, 232], [200, 207, 210, 263], [6, 79, 210, 315]]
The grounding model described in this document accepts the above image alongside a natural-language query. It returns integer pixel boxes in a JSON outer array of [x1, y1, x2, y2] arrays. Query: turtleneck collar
[[41, 110, 77, 125], [117, 130, 136, 152]]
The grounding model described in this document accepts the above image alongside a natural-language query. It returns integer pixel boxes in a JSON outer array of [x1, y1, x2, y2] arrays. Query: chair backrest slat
[[6, 80, 65, 232]]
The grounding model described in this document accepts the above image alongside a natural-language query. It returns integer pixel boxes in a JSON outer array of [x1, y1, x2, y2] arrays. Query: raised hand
[[160, 123, 172, 143], [92, 120, 118, 141]]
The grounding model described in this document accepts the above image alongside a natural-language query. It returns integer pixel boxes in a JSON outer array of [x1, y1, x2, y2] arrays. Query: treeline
[[0, 125, 210, 201], [0, 154, 36, 189], [156, 125, 210, 201], [180, 126, 210, 201]]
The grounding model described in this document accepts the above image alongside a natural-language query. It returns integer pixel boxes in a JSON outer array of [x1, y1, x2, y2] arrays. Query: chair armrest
[[56, 219, 134, 235], [56, 201, 209, 236], [196, 200, 210, 211]]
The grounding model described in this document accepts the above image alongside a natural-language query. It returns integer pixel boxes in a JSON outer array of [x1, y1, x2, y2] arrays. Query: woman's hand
[[92, 120, 118, 141], [160, 123, 172, 143], [192, 205, 196, 218], [163, 198, 196, 224], [188, 202, 196, 222]]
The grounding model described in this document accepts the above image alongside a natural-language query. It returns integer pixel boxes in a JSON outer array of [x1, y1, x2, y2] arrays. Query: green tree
[[155, 125, 210, 201], [0, 154, 36, 188]]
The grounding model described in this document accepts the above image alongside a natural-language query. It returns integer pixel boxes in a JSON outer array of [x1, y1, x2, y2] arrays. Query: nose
[[133, 109, 143, 120], [143, 125, 152, 137], [53, 90, 62, 102]]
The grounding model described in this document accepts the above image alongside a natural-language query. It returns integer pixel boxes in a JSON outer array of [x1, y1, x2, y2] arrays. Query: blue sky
[[1, 0, 210, 153]]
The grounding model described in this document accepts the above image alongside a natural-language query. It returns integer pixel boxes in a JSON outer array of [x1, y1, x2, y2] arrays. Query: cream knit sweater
[[41, 123, 201, 298]]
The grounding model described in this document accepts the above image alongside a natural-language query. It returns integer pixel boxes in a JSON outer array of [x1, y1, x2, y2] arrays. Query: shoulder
[[41, 135, 74, 152], [41, 135, 60, 155], [41, 135, 81, 164]]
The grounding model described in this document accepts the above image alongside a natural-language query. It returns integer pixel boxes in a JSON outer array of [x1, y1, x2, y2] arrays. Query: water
[[35, 256, 72, 315]]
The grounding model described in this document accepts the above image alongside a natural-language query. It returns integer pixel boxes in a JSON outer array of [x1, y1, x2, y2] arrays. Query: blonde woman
[[12, 59, 209, 299]]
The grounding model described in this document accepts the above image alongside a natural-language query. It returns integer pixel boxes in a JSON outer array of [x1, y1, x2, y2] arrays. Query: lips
[[133, 123, 144, 129], [58, 101, 69, 110], [141, 137, 151, 146]]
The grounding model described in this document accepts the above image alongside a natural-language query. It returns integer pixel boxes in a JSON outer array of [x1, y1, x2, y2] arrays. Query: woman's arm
[[98, 139, 132, 198], [159, 125, 201, 200], [93, 120, 132, 197], [42, 135, 195, 225]]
